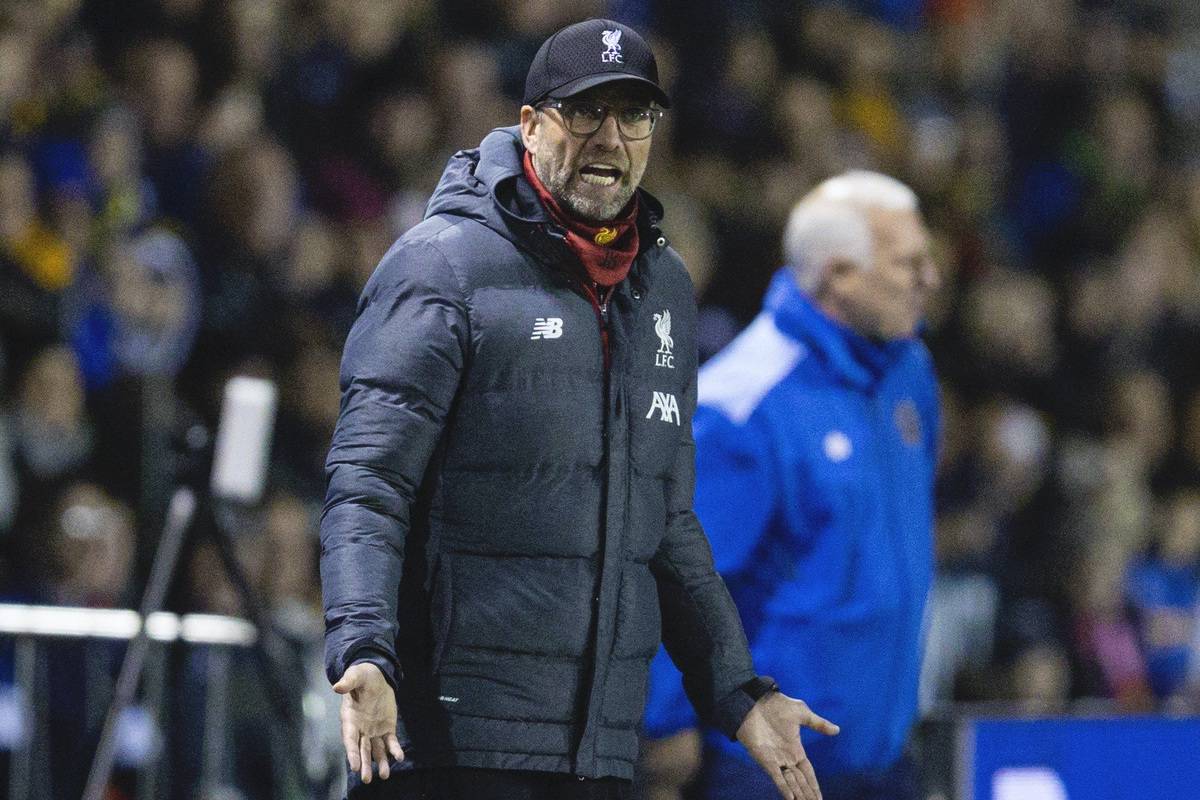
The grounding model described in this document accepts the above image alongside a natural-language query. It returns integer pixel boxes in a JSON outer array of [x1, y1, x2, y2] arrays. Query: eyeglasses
[[537, 100, 663, 141]]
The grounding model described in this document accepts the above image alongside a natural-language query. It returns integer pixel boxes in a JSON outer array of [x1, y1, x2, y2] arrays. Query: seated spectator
[[48, 481, 135, 608], [8, 345, 94, 543], [0, 151, 77, 364], [1071, 544, 1154, 710], [1126, 491, 1200, 700]]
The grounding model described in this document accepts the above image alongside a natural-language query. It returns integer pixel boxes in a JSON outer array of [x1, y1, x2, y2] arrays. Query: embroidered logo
[[594, 227, 618, 245], [646, 391, 681, 425], [530, 318, 564, 339], [653, 310, 674, 368], [601, 29, 623, 63], [823, 431, 852, 463]]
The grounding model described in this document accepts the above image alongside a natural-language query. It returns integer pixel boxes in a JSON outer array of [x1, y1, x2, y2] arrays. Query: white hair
[[783, 170, 919, 292]]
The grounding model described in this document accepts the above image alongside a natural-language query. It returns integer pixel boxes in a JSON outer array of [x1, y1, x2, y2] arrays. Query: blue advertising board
[[962, 717, 1200, 800]]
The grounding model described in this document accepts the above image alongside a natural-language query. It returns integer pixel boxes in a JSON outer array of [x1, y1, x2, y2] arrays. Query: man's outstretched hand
[[333, 662, 405, 784], [736, 692, 840, 800]]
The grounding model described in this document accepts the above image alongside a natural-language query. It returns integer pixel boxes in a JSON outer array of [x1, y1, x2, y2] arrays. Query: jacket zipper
[[583, 280, 615, 372], [573, 277, 617, 773]]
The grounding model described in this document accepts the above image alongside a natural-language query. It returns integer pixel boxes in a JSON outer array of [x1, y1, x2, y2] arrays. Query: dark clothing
[[349, 768, 632, 800], [320, 127, 756, 780]]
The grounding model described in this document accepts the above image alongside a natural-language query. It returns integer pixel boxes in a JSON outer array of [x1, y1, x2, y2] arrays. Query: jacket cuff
[[342, 643, 403, 692], [713, 675, 774, 740]]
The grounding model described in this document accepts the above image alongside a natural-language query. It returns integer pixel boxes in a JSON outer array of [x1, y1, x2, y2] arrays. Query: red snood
[[522, 151, 639, 287]]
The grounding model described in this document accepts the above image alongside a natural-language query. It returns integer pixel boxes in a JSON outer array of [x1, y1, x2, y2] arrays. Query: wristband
[[741, 675, 779, 701]]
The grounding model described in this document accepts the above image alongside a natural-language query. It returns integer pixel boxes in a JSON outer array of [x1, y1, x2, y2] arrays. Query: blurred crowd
[[3, 0, 1200, 797]]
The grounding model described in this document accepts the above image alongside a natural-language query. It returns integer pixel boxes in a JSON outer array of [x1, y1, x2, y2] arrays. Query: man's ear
[[815, 257, 858, 298], [519, 105, 538, 153], [811, 257, 859, 309]]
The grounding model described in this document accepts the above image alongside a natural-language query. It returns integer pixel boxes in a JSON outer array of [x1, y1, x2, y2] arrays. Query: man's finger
[[360, 735, 373, 784], [800, 709, 840, 736], [333, 672, 359, 695], [765, 760, 794, 800], [342, 720, 361, 772], [387, 733, 405, 762], [372, 737, 390, 780], [795, 757, 821, 800], [782, 764, 806, 800]]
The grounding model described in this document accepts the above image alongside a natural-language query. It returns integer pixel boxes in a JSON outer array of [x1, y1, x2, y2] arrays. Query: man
[[319, 19, 837, 800], [642, 172, 941, 800]]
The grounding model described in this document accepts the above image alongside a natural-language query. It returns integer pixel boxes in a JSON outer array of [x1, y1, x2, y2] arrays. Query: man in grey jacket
[[320, 18, 837, 800]]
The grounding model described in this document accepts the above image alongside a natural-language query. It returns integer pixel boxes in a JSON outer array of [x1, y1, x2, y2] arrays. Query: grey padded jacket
[[320, 127, 757, 780]]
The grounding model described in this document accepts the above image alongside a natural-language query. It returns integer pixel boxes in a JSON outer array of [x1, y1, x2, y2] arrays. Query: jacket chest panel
[[468, 283, 605, 378], [779, 384, 934, 591], [613, 290, 693, 478]]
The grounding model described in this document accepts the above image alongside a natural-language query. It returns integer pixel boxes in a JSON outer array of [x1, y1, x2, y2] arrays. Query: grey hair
[[783, 170, 919, 292]]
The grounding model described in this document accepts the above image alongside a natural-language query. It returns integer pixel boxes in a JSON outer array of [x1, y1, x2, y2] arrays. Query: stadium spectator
[[0, 151, 78, 364], [1070, 541, 1154, 710], [41, 480, 146, 800], [8, 346, 94, 540], [919, 507, 1001, 713], [1125, 491, 1200, 701], [48, 481, 134, 607]]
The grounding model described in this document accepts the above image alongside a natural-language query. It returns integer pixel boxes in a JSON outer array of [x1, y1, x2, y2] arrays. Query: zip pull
[[595, 282, 614, 325], [582, 280, 613, 372]]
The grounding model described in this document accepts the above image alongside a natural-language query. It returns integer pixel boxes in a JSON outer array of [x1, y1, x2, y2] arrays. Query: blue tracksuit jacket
[[644, 268, 939, 777]]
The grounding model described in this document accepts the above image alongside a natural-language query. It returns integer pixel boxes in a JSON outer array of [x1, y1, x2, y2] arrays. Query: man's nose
[[590, 112, 622, 148]]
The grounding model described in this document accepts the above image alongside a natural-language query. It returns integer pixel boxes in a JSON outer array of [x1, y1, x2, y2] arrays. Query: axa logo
[[653, 310, 674, 368], [646, 391, 680, 425], [601, 29, 623, 63], [530, 318, 563, 339]]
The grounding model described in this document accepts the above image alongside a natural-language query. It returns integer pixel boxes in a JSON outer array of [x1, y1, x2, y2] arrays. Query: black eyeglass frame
[[536, 99, 664, 141]]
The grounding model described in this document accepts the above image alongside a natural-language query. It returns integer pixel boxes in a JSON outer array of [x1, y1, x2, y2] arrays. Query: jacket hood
[[766, 268, 914, 392], [423, 126, 666, 254]]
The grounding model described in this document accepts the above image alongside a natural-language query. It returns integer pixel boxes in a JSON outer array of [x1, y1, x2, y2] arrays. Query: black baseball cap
[[524, 19, 670, 108]]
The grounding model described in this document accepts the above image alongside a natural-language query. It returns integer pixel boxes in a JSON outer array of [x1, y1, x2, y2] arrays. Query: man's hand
[[333, 662, 405, 783], [736, 692, 839, 800]]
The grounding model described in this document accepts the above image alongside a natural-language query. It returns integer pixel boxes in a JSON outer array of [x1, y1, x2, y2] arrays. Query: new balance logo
[[646, 391, 680, 425], [530, 318, 563, 339]]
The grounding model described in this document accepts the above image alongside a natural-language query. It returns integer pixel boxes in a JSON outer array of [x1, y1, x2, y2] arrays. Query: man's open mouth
[[579, 163, 623, 186]]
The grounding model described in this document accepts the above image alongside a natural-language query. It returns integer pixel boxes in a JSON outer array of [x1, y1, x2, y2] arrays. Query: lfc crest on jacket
[[653, 310, 674, 368]]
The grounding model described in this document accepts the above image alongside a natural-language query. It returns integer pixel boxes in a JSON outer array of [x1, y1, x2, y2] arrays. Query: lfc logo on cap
[[601, 29, 623, 63]]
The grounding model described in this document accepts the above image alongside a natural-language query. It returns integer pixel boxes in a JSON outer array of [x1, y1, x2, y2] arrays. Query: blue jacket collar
[[764, 268, 911, 392]]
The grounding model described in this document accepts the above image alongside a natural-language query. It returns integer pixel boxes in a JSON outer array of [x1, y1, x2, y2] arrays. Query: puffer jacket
[[320, 126, 756, 780]]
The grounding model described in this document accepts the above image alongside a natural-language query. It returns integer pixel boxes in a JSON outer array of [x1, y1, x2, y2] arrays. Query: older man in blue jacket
[[641, 171, 941, 800]]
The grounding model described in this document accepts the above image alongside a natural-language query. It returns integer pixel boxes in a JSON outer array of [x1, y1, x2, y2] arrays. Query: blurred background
[[2, 0, 1200, 798]]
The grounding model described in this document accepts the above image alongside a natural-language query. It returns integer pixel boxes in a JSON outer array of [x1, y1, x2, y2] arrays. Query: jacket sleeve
[[320, 239, 469, 688], [650, 374, 758, 740]]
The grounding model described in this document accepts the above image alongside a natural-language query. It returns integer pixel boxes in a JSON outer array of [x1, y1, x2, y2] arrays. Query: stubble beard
[[533, 150, 641, 224]]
